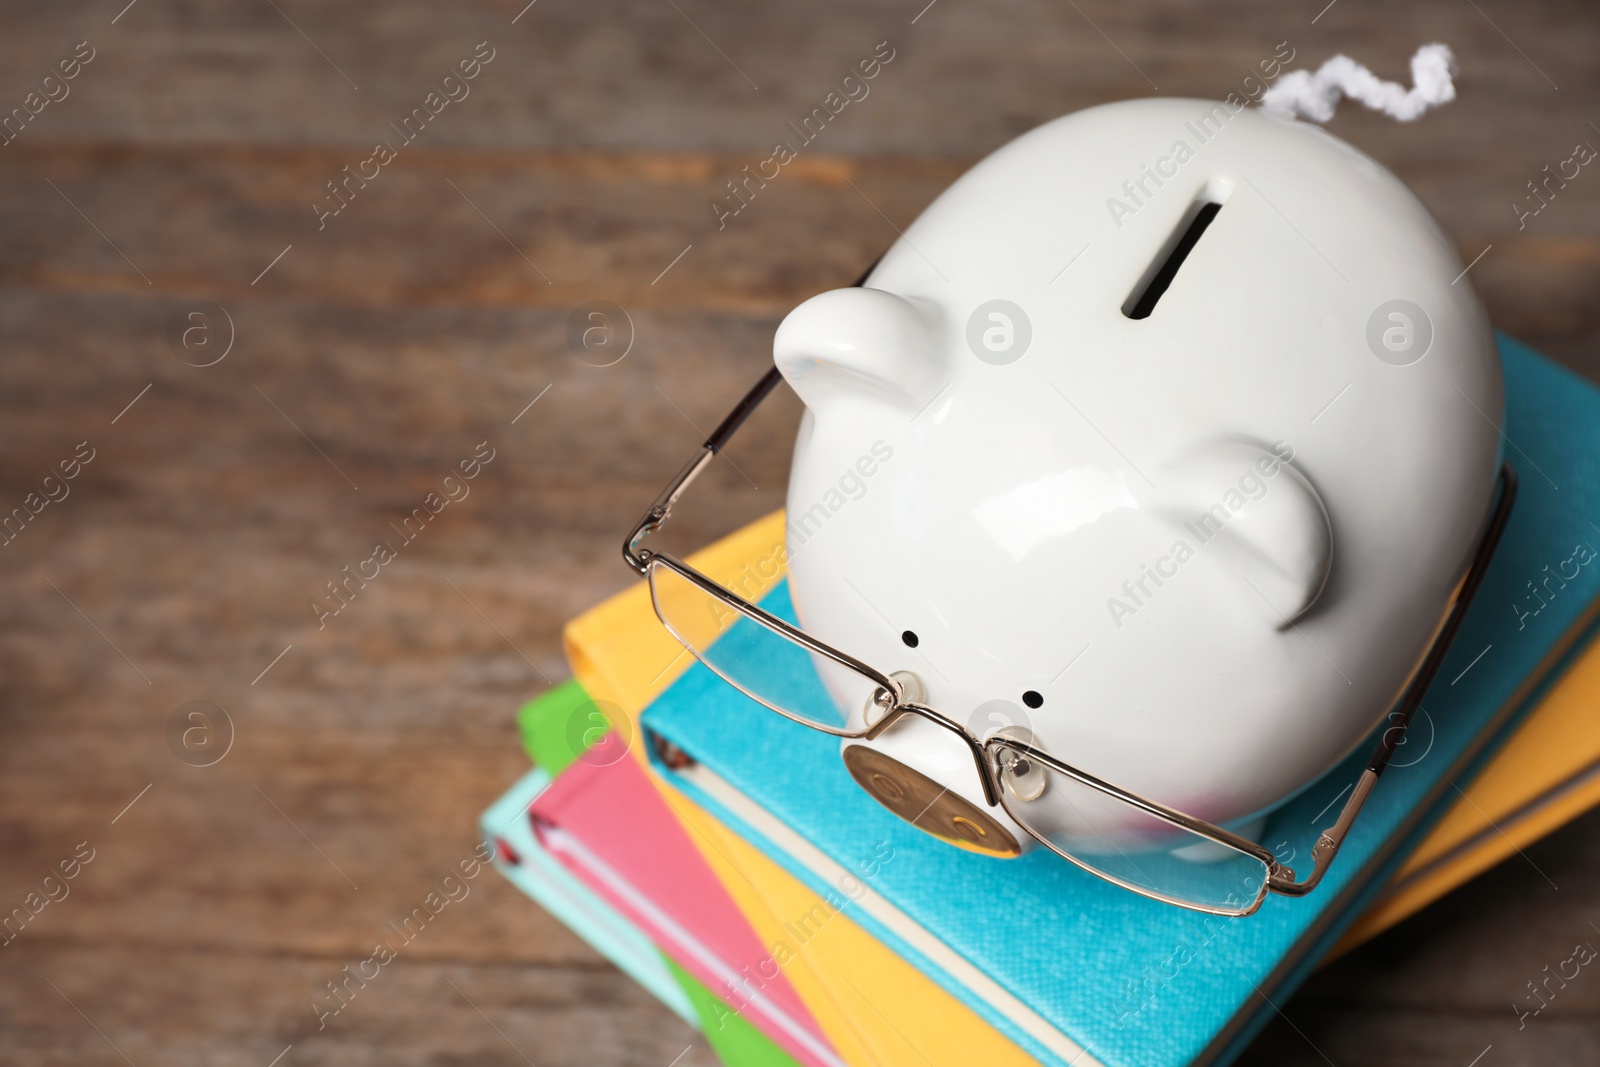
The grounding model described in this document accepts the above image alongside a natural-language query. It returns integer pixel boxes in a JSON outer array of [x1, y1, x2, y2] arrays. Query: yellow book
[[568, 512, 1035, 1066], [1334, 626, 1600, 951], [566, 508, 1600, 1058]]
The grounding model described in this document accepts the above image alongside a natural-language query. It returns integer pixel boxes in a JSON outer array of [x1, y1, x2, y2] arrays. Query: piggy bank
[[773, 98, 1501, 856]]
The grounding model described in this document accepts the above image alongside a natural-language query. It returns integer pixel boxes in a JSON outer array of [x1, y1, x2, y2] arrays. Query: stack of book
[[481, 335, 1600, 1067]]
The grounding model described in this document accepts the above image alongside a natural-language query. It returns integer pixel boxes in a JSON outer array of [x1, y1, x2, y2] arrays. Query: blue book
[[641, 336, 1600, 1067]]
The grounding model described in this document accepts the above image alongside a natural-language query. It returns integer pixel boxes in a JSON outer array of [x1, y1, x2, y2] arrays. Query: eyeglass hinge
[[623, 506, 669, 575], [1266, 768, 1378, 897]]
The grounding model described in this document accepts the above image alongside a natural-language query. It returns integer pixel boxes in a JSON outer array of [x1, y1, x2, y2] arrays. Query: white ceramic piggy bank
[[773, 98, 1501, 856]]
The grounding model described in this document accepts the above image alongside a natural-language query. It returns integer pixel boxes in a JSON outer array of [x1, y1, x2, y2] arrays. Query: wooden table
[[1, 2, 1596, 1064]]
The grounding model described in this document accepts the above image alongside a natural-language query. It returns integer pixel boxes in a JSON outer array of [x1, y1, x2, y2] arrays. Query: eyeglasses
[[623, 364, 1517, 916]]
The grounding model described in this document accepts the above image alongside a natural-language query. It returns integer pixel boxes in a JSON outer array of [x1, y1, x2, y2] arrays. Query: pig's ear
[[1150, 441, 1333, 627], [773, 287, 947, 413]]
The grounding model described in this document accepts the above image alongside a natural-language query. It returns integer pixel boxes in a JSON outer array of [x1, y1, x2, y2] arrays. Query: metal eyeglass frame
[[622, 362, 1518, 915]]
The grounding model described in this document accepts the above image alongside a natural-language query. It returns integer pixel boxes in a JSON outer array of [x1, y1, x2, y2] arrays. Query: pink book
[[530, 751, 845, 1067]]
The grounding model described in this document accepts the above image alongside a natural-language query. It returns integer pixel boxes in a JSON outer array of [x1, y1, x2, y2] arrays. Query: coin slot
[[1122, 198, 1225, 320]]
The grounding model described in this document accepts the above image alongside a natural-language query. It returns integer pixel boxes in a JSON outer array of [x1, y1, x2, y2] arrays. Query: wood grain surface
[[0, 1, 1596, 1064]]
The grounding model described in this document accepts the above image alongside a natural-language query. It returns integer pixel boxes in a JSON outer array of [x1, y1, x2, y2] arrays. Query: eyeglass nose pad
[[862, 670, 926, 727], [991, 727, 1048, 803]]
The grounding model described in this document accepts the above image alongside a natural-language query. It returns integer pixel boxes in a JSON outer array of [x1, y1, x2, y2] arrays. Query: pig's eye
[[901, 630, 919, 648], [1022, 690, 1043, 709]]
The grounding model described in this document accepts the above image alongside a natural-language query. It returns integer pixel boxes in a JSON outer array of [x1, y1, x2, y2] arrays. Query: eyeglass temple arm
[[1270, 461, 1518, 896], [623, 258, 883, 576], [623, 367, 786, 575]]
